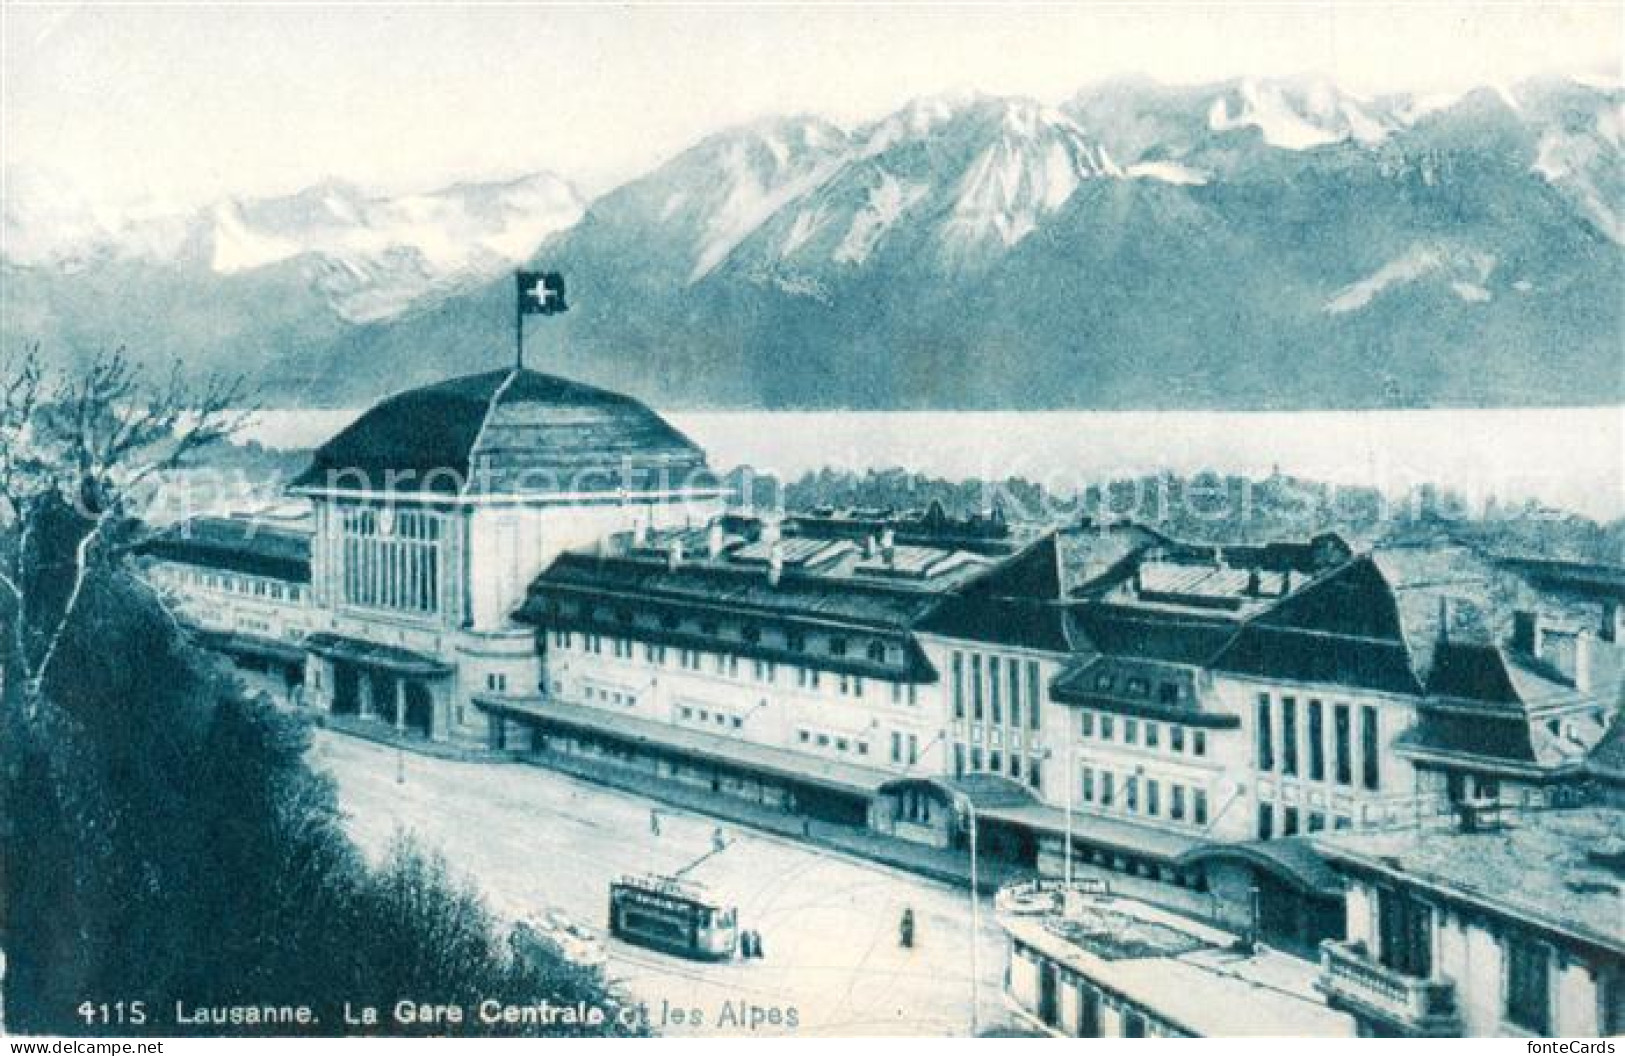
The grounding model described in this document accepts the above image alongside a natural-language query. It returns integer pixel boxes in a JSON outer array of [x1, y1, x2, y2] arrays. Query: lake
[[241, 405, 1624, 521]]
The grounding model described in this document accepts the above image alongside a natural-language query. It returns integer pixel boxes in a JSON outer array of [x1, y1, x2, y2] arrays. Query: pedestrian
[[899, 907, 915, 949], [712, 825, 727, 852], [650, 808, 661, 836], [801, 817, 811, 839], [752, 930, 765, 960]]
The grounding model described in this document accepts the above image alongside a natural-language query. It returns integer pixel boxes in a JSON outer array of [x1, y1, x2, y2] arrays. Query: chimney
[[632, 520, 649, 548], [1246, 569, 1261, 597], [1575, 631, 1594, 694], [708, 521, 724, 559], [1437, 595, 1451, 643], [1281, 570, 1292, 595], [880, 527, 896, 563], [864, 534, 878, 559], [768, 542, 784, 587], [667, 540, 685, 571], [760, 517, 782, 546], [1513, 610, 1544, 658]]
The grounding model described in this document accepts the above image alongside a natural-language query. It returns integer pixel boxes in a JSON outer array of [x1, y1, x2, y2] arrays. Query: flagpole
[[515, 282, 524, 370]]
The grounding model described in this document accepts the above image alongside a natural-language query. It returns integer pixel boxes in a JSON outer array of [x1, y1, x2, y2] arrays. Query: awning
[[974, 801, 1201, 863], [194, 629, 306, 666], [304, 632, 452, 677], [476, 694, 894, 797], [877, 773, 1041, 811], [1175, 837, 1344, 897]]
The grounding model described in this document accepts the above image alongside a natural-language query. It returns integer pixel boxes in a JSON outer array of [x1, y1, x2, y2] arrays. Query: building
[[1315, 808, 1625, 1037], [487, 511, 1010, 826], [140, 512, 316, 701], [997, 878, 1354, 1037], [145, 367, 726, 744]]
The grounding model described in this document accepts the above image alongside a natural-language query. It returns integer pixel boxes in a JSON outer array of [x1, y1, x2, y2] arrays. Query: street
[[311, 732, 1013, 1037]]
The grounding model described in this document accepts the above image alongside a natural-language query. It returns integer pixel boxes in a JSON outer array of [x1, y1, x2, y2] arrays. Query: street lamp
[[954, 793, 982, 1037]]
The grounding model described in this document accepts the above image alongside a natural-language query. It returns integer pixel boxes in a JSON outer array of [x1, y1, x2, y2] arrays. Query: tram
[[607, 873, 739, 961]]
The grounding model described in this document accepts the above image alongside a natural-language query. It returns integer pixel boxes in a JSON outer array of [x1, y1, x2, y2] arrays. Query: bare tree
[[0, 344, 255, 714]]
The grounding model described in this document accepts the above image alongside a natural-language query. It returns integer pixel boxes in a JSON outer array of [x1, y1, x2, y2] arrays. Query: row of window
[[1256, 694, 1380, 791], [680, 704, 743, 731], [1257, 802, 1351, 839], [1078, 711, 1208, 757], [174, 566, 307, 603], [1079, 767, 1210, 827], [1374, 888, 1567, 1035], [953, 740, 1044, 791], [552, 630, 920, 705], [950, 650, 1043, 731], [548, 600, 900, 666], [796, 727, 870, 758]]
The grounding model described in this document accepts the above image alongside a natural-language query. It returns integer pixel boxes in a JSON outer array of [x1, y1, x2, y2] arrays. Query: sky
[[3, 2, 1621, 213]]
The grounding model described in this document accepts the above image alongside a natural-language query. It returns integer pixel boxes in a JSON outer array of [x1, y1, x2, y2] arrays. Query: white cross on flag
[[517, 271, 568, 315]]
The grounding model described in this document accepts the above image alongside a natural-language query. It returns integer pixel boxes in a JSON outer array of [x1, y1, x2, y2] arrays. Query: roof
[[1050, 655, 1238, 727], [138, 516, 312, 583], [477, 694, 895, 795], [1210, 558, 1425, 695], [1068, 603, 1239, 666], [305, 632, 452, 676], [998, 897, 1354, 1036], [289, 368, 710, 498], [1176, 838, 1344, 898], [878, 773, 1042, 810], [1315, 808, 1625, 958]]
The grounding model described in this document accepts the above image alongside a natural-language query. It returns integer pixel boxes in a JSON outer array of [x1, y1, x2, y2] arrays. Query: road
[[311, 732, 1014, 1037]]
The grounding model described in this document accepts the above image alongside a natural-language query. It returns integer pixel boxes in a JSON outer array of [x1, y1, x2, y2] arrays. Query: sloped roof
[[1210, 558, 1425, 695], [138, 516, 312, 583], [289, 368, 710, 497], [1069, 602, 1239, 666]]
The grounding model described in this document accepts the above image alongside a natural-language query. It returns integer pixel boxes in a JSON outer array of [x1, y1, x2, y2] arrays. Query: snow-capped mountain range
[[5, 75, 1621, 409], [5, 172, 584, 321]]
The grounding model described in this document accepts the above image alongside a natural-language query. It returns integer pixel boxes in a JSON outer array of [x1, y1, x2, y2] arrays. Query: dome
[[289, 368, 710, 498]]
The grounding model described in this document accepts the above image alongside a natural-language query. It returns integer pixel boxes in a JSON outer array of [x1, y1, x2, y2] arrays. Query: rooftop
[[997, 881, 1354, 1037], [289, 368, 711, 498], [138, 515, 313, 583], [1315, 808, 1625, 957]]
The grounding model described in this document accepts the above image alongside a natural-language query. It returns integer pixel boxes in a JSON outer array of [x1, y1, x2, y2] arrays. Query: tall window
[[1008, 660, 1023, 727], [988, 656, 1002, 723], [1505, 938, 1551, 1034], [1308, 700, 1325, 781], [1256, 694, 1275, 770], [341, 507, 441, 616], [1281, 697, 1299, 776], [971, 655, 984, 720], [1027, 660, 1041, 730], [952, 652, 965, 719], [1361, 705, 1381, 790], [1377, 888, 1432, 978], [1334, 704, 1353, 785]]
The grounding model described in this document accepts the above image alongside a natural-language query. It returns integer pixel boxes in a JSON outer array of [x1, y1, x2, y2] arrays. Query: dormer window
[[1158, 682, 1180, 705], [660, 613, 680, 630], [741, 624, 762, 644], [829, 637, 848, 657], [786, 631, 807, 653], [866, 640, 887, 664], [1126, 677, 1149, 697], [1095, 673, 1114, 691]]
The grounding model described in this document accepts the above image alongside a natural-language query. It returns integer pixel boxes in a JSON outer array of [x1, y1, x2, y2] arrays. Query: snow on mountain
[[1325, 244, 1498, 313], [1207, 77, 1397, 149], [941, 100, 1119, 250], [5, 171, 586, 321]]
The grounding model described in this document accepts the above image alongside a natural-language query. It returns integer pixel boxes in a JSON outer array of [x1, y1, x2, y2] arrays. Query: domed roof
[[289, 368, 711, 498]]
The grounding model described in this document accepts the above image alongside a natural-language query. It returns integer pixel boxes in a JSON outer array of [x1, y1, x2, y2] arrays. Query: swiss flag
[[517, 271, 568, 315]]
